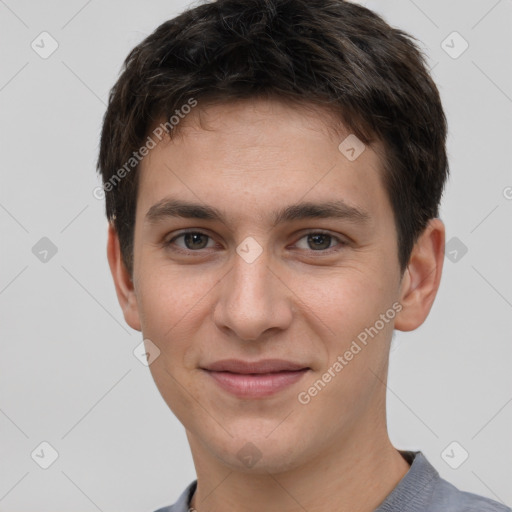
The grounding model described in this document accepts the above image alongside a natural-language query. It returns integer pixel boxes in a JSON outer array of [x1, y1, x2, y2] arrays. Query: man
[[97, 0, 511, 510]]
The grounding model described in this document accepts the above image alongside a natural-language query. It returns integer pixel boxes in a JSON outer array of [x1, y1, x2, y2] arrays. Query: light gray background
[[1, 0, 511, 510]]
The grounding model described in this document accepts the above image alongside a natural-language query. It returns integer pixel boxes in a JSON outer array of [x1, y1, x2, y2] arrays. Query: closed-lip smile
[[202, 359, 310, 398]]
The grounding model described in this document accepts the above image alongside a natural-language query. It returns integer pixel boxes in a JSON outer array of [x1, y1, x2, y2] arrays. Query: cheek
[[135, 266, 223, 384], [136, 265, 207, 335], [146, 359, 199, 431], [292, 265, 389, 333], [291, 264, 397, 391]]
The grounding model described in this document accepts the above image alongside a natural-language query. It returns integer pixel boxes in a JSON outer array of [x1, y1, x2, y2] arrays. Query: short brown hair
[[97, 0, 449, 277]]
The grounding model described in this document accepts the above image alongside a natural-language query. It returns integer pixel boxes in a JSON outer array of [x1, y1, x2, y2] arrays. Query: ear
[[394, 218, 445, 332], [106, 222, 141, 332]]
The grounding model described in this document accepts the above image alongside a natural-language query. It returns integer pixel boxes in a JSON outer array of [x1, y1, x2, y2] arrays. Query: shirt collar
[[169, 450, 439, 512], [375, 450, 440, 511]]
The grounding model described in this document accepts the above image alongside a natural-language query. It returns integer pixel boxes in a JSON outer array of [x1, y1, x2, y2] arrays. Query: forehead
[[136, 97, 391, 228]]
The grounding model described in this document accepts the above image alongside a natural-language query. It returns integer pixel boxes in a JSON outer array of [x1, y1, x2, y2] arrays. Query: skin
[[107, 97, 445, 512]]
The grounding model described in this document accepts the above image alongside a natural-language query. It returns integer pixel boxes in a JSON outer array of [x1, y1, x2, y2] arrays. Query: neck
[[187, 416, 410, 512]]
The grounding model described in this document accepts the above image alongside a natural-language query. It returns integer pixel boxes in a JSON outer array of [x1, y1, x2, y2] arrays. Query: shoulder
[[429, 473, 511, 512], [151, 480, 197, 512], [377, 451, 510, 512]]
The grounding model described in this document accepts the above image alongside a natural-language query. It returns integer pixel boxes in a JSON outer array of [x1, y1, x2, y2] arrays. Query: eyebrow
[[144, 198, 371, 227]]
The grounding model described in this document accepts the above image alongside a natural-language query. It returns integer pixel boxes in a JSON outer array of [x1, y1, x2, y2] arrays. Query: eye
[[166, 231, 216, 252], [294, 231, 347, 252], [164, 229, 347, 255]]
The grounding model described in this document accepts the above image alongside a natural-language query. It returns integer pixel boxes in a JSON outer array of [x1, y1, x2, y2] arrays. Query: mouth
[[201, 359, 310, 399]]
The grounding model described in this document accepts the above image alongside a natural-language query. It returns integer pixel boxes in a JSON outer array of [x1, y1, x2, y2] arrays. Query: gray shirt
[[153, 451, 511, 512]]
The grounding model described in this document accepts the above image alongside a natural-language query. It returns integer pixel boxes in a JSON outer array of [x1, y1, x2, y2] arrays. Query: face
[[110, 97, 436, 474]]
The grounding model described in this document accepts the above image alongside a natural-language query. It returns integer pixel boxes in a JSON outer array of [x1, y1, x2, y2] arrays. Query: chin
[[203, 426, 310, 475]]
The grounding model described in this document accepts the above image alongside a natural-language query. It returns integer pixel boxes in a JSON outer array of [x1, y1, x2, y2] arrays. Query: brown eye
[[182, 232, 210, 250], [294, 231, 346, 252], [167, 231, 215, 251], [307, 233, 333, 250]]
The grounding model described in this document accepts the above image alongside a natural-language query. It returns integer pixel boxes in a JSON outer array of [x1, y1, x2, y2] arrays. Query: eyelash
[[164, 229, 348, 255]]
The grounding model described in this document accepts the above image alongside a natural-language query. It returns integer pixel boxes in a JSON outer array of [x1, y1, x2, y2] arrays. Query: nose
[[212, 245, 293, 342]]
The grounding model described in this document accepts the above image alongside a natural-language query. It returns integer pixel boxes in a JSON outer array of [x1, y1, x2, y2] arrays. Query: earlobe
[[106, 223, 142, 332], [394, 218, 445, 332]]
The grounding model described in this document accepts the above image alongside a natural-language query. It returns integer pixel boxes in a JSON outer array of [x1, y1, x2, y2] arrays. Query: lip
[[202, 359, 310, 399], [204, 358, 308, 373]]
